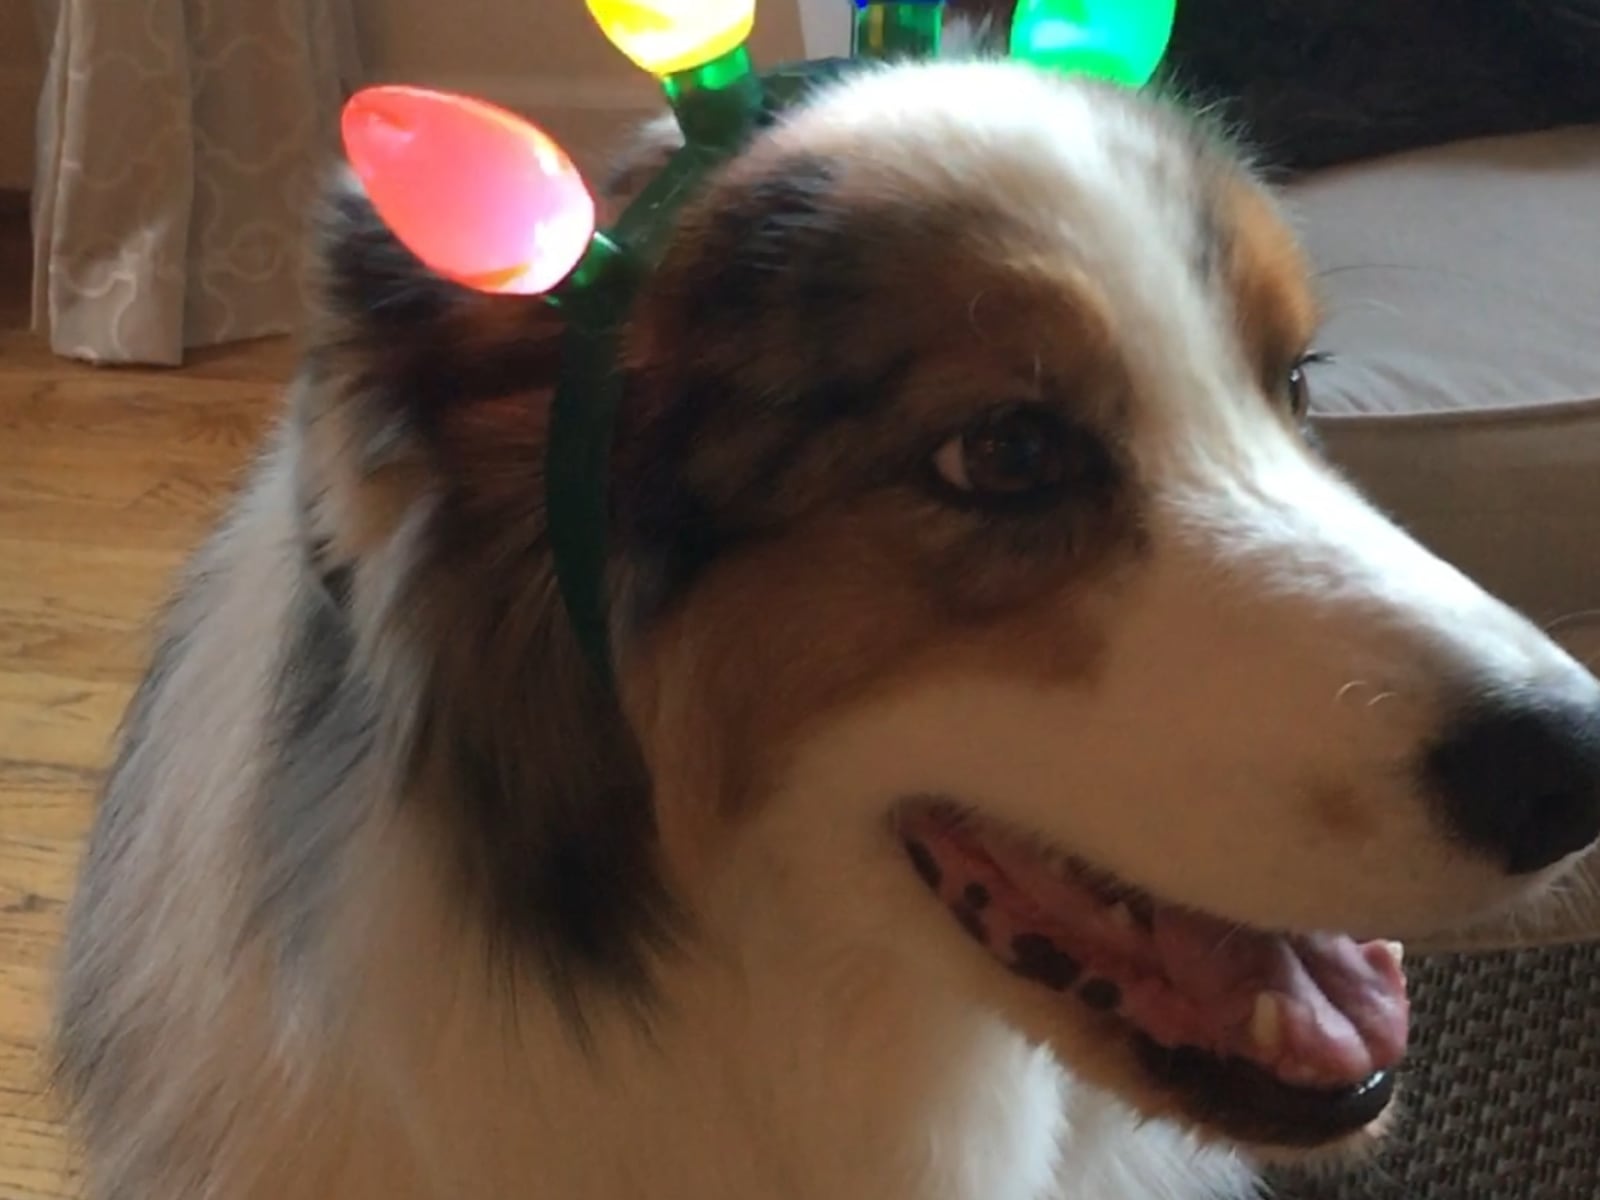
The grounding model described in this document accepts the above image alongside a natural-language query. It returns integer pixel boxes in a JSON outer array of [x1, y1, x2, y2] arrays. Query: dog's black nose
[[1427, 698, 1600, 874]]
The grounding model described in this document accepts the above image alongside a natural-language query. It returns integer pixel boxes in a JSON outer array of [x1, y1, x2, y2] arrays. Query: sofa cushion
[[1288, 125, 1600, 622]]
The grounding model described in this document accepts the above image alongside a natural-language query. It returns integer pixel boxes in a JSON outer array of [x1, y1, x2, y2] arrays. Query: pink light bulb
[[341, 86, 597, 296]]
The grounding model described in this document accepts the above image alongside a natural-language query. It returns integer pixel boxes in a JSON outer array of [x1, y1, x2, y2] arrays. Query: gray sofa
[[1299, 125, 1600, 625]]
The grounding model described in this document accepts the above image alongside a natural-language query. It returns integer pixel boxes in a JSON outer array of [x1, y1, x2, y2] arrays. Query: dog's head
[[304, 60, 1600, 1158]]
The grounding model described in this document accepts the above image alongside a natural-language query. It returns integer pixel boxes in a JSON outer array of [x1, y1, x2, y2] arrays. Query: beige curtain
[[30, 0, 361, 365]]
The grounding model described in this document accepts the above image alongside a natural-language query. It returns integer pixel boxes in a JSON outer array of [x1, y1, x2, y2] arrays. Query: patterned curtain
[[30, 0, 361, 365]]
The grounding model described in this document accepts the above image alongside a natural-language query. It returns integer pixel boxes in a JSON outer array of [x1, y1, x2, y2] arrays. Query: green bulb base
[[662, 45, 764, 152], [853, 3, 944, 61], [546, 233, 635, 320]]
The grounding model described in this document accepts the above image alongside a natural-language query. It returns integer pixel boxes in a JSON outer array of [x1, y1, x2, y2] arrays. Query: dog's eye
[[1285, 365, 1310, 419], [931, 406, 1069, 501], [1282, 353, 1322, 420]]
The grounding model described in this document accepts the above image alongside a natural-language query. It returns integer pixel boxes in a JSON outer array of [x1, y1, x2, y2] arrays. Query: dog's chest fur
[[322, 819, 1254, 1200]]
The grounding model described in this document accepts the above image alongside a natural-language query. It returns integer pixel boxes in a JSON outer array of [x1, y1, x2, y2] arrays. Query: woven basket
[[1271, 940, 1600, 1199]]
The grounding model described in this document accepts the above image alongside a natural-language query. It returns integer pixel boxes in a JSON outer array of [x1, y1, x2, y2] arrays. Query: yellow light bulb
[[587, 0, 756, 77]]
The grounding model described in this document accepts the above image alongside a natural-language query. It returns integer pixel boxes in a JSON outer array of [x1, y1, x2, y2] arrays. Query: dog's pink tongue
[[1142, 908, 1409, 1088]]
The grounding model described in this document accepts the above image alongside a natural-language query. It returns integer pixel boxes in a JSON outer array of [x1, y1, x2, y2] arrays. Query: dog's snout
[[1426, 698, 1600, 874]]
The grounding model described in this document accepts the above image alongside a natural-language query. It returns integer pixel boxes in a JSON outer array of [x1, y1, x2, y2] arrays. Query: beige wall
[[4, 2, 810, 193], [0, 0, 45, 189], [354, 0, 809, 170], [797, 0, 848, 56]]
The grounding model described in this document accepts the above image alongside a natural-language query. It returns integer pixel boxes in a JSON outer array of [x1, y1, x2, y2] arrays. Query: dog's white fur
[[56, 64, 1599, 1200]]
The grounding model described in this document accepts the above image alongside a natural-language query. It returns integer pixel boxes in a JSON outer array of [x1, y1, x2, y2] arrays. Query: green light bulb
[[1009, 0, 1175, 88]]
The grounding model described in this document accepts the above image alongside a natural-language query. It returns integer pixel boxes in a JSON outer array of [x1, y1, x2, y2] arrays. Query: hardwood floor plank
[[0, 207, 280, 1200]]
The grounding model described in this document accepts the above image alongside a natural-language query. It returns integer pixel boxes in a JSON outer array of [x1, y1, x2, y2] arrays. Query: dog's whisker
[[1209, 922, 1248, 959], [1570, 863, 1600, 907], [966, 290, 992, 339], [1334, 680, 1370, 705], [1364, 1149, 1407, 1193], [1544, 868, 1600, 934], [1542, 609, 1600, 635], [1333, 681, 1400, 710]]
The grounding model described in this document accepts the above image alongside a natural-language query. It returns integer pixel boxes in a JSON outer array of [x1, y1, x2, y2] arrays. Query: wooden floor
[[0, 207, 289, 1198]]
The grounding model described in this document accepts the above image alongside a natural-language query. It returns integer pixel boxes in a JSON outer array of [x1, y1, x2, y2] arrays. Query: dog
[[54, 57, 1600, 1200]]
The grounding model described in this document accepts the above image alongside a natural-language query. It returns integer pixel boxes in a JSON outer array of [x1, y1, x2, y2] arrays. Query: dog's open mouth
[[900, 804, 1409, 1147]]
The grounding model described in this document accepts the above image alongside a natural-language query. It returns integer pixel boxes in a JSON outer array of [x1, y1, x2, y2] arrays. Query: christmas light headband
[[342, 0, 1177, 684]]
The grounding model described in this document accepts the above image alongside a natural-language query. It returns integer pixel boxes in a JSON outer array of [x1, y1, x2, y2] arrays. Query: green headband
[[342, 0, 1177, 686]]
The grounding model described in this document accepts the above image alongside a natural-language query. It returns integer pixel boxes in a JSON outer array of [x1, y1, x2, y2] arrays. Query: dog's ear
[[941, 9, 1005, 55], [295, 169, 679, 1011], [600, 112, 685, 213], [305, 165, 568, 444]]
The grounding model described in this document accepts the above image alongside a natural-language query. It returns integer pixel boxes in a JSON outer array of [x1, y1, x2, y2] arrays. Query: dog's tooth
[[1250, 992, 1284, 1058], [1383, 940, 1405, 967]]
